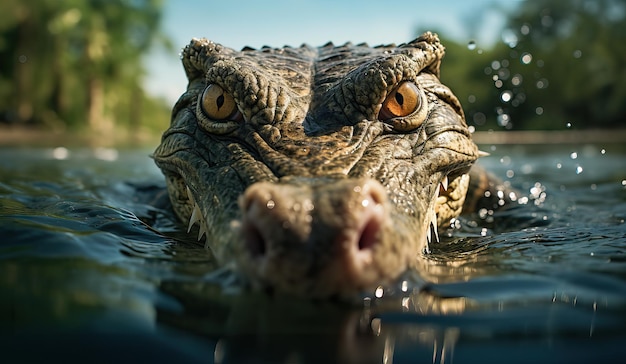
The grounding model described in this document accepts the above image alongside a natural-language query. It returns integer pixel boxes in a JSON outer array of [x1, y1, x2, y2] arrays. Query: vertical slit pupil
[[395, 92, 404, 106], [216, 95, 225, 109]]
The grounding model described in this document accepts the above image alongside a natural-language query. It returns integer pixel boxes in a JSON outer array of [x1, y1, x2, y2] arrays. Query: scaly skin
[[153, 32, 490, 298]]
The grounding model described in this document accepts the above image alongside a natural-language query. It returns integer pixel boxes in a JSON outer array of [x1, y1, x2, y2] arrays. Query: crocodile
[[153, 32, 505, 299]]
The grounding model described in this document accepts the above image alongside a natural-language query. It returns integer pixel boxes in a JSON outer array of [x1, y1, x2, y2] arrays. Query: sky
[[144, 0, 519, 104]]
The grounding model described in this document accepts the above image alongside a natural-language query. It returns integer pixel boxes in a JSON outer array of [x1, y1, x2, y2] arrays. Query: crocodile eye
[[200, 84, 242, 121], [378, 81, 427, 131]]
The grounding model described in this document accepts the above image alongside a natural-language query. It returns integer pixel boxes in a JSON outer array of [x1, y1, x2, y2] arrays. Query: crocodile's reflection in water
[[154, 237, 491, 364], [157, 277, 470, 364]]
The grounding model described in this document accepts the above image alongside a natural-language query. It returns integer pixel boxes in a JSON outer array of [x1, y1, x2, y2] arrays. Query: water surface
[[1, 142, 625, 363]]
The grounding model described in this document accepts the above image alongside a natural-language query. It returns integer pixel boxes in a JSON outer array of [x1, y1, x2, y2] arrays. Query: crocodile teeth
[[197, 218, 207, 241], [425, 211, 439, 253], [430, 212, 440, 244], [478, 150, 490, 157], [188, 203, 202, 233], [440, 176, 449, 192], [185, 185, 207, 242]]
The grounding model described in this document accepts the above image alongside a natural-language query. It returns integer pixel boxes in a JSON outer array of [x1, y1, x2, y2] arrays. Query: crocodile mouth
[[171, 169, 469, 297], [181, 173, 463, 247]]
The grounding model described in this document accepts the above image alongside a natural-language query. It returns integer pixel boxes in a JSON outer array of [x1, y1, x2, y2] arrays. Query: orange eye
[[379, 82, 421, 120], [200, 84, 242, 121], [378, 81, 427, 131]]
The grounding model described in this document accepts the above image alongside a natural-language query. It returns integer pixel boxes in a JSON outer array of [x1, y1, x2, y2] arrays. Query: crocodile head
[[153, 32, 479, 298]]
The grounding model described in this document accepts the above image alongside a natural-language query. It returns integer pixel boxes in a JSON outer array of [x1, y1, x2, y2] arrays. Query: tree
[[0, 0, 172, 134], [435, 0, 626, 131]]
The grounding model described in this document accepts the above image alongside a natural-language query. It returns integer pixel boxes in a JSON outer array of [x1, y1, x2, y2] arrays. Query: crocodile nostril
[[358, 215, 381, 251], [243, 220, 266, 257], [354, 181, 386, 251]]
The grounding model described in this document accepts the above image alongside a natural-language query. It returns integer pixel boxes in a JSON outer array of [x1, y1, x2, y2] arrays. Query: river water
[[1, 140, 625, 363]]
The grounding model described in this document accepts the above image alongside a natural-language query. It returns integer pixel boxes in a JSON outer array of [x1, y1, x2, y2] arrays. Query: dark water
[[1, 142, 625, 363]]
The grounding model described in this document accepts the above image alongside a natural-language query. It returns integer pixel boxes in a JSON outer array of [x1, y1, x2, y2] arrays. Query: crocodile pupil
[[395, 92, 404, 106]]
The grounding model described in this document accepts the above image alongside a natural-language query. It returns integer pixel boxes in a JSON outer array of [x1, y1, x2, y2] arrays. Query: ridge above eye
[[200, 84, 243, 121]]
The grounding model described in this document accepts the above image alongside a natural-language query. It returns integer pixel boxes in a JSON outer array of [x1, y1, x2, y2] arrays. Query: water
[[1, 142, 625, 363]]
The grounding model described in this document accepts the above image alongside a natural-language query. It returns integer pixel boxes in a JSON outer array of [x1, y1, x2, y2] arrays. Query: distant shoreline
[[471, 129, 626, 145], [1, 125, 625, 148], [0, 125, 161, 148]]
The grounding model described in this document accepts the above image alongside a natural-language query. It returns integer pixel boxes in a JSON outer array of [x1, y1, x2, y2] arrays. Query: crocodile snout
[[238, 179, 390, 296]]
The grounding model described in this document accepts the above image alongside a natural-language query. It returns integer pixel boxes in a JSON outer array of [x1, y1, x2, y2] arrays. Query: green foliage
[[438, 0, 626, 130], [0, 0, 172, 134], [2, 0, 623, 134]]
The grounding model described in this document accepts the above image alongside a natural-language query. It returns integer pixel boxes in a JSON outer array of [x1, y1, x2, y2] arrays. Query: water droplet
[[375, 286, 384, 298], [566, 122, 572, 128], [467, 40, 476, 50], [570, 152, 578, 159], [601, 149, 606, 155], [535, 107, 544, 115], [266, 200, 275, 209], [573, 50, 582, 58], [536, 78, 549, 89], [511, 74, 523, 86], [472, 112, 486, 125], [501, 90, 513, 102], [18, 55, 28, 63], [520, 24, 531, 35], [497, 113, 511, 127], [621, 180, 626, 186], [491, 60, 501, 70], [521, 52, 533, 64], [498, 68, 511, 81], [576, 165, 583, 174], [556, 162, 562, 169]]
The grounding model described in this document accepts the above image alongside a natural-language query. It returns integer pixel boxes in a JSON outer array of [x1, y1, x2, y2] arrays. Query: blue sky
[[145, 0, 518, 103]]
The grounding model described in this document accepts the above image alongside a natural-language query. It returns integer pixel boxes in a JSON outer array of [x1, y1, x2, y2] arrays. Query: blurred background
[[0, 0, 624, 145]]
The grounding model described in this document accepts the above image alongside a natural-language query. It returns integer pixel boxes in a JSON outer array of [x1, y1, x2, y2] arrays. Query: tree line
[[0, 0, 172, 134], [0, 0, 624, 134]]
